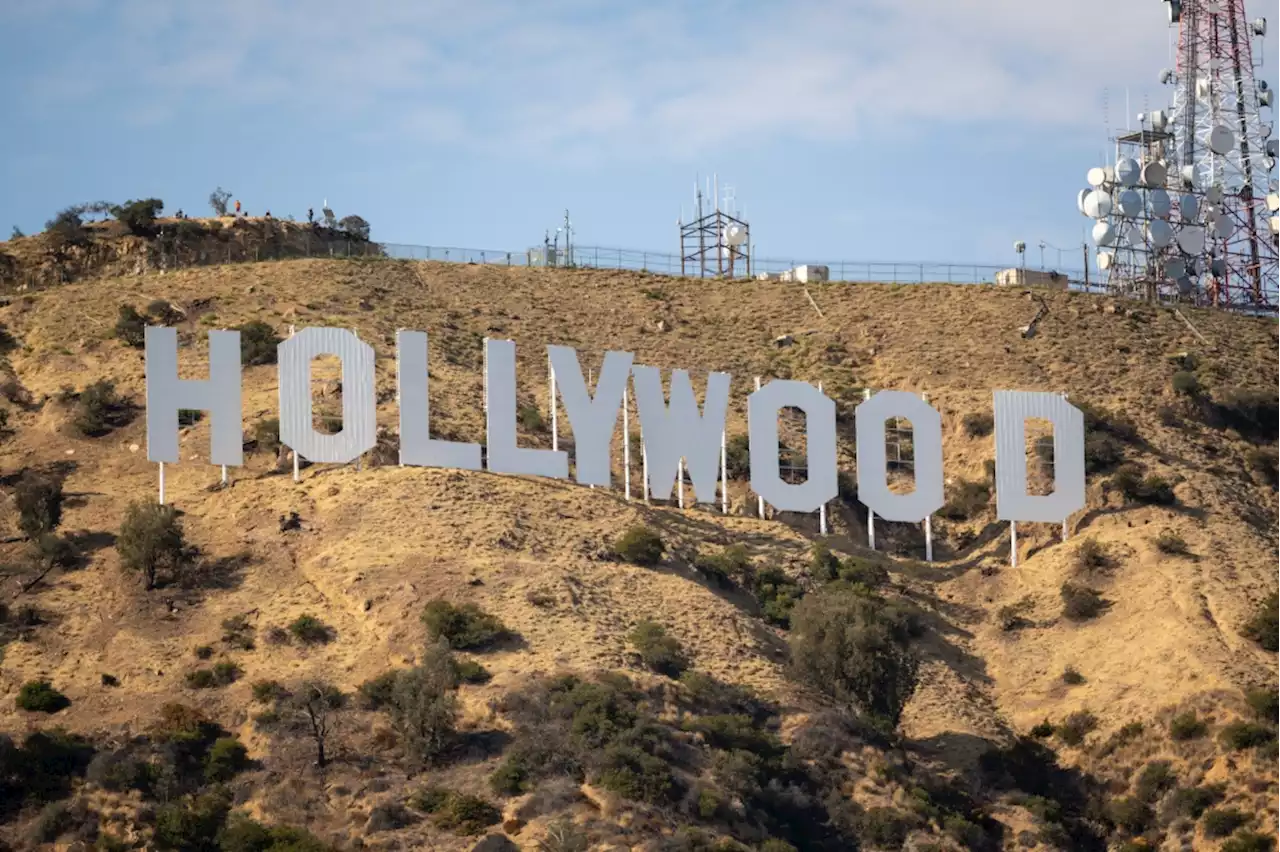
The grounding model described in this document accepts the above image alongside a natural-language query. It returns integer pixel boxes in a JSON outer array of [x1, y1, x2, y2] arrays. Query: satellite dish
[[725, 224, 747, 247], [1160, 69, 1176, 85], [1116, 158, 1141, 186], [1097, 251, 1114, 270], [1015, 240, 1026, 253], [1261, 90, 1275, 108], [1204, 206, 1221, 225], [1176, 277, 1194, 295], [1263, 80, 1271, 92], [1179, 194, 1200, 221], [1087, 167, 1107, 187], [1206, 1, 1221, 14], [1092, 220, 1117, 247], [1118, 189, 1143, 216], [1180, 165, 1197, 188], [1149, 189, 1172, 218], [1205, 184, 1224, 204], [1177, 226, 1206, 254], [1208, 126, 1235, 155], [1164, 257, 1186, 279], [1077, 189, 1092, 215], [1141, 161, 1168, 186], [1197, 77, 1212, 100], [1267, 192, 1280, 212], [1253, 17, 1268, 36], [1083, 190, 1113, 219], [1214, 215, 1234, 239], [1150, 110, 1169, 131], [1210, 257, 1227, 276], [1136, 112, 1146, 126], [1126, 224, 1144, 246], [1271, 216, 1280, 235], [1148, 219, 1174, 248], [1269, 139, 1280, 158], [1169, 0, 1181, 23]]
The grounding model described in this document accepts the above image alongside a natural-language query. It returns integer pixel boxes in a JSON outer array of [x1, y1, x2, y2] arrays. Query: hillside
[[0, 251, 1276, 852]]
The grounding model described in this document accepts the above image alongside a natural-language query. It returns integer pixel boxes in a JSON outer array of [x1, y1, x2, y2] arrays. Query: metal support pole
[[1010, 521, 1018, 568], [293, 450, 300, 483], [864, 387, 875, 549], [221, 465, 228, 486], [755, 377, 765, 519], [550, 364, 558, 453], [677, 458, 685, 509], [642, 427, 650, 503], [925, 516, 933, 562]]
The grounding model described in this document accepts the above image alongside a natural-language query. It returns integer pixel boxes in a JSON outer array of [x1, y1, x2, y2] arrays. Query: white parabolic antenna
[[1148, 219, 1174, 248], [1205, 184, 1224, 204], [1077, 189, 1092, 215], [1164, 257, 1187, 279], [1179, 194, 1200, 221], [1087, 167, 1107, 187], [1210, 257, 1227, 276], [1149, 189, 1172, 218], [1214, 215, 1234, 239], [1126, 224, 1144, 246], [725, 224, 747, 247], [1141, 161, 1168, 186], [1083, 190, 1113, 219], [1267, 192, 1280, 212], [1097, 251, 1114, 270], [1204, 206, 1221, 225], [1177, 225, 1206, 254], [1118, 189, 1142, 217], [1092, 220, 1117, 246], [1208, 126, 1235, 155], [1115, 158, 1141, 186]]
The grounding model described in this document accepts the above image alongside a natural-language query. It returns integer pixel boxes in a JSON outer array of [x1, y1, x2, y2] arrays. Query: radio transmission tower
[[1076, 0, 1278, 311]]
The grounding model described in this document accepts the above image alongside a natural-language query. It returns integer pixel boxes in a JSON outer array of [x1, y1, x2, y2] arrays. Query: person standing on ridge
[[234, 199, 241, 216]]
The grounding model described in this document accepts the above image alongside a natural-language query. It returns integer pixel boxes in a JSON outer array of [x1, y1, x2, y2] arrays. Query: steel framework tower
[[1076, 0, 1277, 311]]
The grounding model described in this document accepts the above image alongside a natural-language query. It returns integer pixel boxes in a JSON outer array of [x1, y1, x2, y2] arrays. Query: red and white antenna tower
[[1077, 0, 1277, 311]]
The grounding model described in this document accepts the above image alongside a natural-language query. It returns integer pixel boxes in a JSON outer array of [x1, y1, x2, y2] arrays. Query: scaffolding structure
[[679, 176, 751, 279]]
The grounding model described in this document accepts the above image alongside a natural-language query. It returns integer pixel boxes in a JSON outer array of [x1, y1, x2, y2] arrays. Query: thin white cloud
[[8, 0, 1275, 160]]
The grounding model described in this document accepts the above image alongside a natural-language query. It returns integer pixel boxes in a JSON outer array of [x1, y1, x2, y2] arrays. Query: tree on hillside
[[285, 681, 346, 769], [10, 227, 23, 239], [14, 472, 63, 540], [117, 501, 187, 590], [337, 215, 370, 240], [209, 187, 232, 217], [110, 198, 164, 235]]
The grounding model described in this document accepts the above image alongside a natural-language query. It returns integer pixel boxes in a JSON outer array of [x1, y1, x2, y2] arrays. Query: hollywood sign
[[143, 326, 1086, 524]]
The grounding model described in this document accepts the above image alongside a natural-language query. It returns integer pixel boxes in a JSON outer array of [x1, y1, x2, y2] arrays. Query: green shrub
[[117, 501, 186, 590], [939, 479, 990, 520], [1060, 582, 1107, 622], [389, 643, 459, 764], [1245, 687, 1278, 721], [1061, 665, 1085, 685], [452, 658, 492, 685], [517, 404, 546, 433], [694, 544, 750, 588], [836, 556, 890, 589], [1132, 760, 1175, 802], [724, 433, 751, 479], [1218, 721, 1276, 751], [1167, 783, 1225, 818], [357, 670, 400, 710], [751, 566, 805, 628], [153, 786, 232, 850], [237, 321, 282, 366], [110, 198, 163, 234], [253, 418, 281, 454], [421, 600, 510, 650], [251, 680, 287, 704], [1084, 432, 1125, 474], [430, 791, 501, 835], [1169, 711, 1208, 741], [1221, 831, 1277, 852], [113, 304, 147, 348], [1106, 796, 1153, 834], [194, 645, 214, 660], [1073, 538, 1112, 572], [788, 584, 920, 728], [72, 379, 135, 436], [629, 620, 688, 678], [1055, 710, 1097, 746], [1203, 808, 1250, 838], [683, 714, 781, 756], [1240, 593, 1279, 652], [220, 615, 255, 651], [287, 614, 333, 645], [1112, 463, 1176, 505], [856, 806, 913, 848], [597, 743, 675, 804], [16, 679, 70, 713], [185, 664, 242, 690], [203, 737, 249, 783], [1154, 529, 1189, 555], [15, 472, 63, 539], [1212, 387, 1278, 442], [1171, 371, 1202, 397], [1030, 720, 1055, 738], [614, 525, 665, 566], [997, 598, 1034, 632], [1245, 448, 1279, 489], [962, 412, 994, 437], [146, 299, 183, 325]]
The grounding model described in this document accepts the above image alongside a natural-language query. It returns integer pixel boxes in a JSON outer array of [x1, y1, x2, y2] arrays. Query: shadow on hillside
[[173, 551, 252, 595], [64, 529, 116, 555], [0, 459, 78, 487]]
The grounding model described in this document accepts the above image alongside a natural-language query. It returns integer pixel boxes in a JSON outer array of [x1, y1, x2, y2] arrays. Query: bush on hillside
[[72, 379, 135, 437], [16, 679, 70, 713], [1060, 582, 1107, 622], [1245, 687, 1278, 721], [1203, 808, 1250, 839], [15, 472, 63, 539], [962, 412, 994, 437], [1154, 529, 1189, 555], [116, 501, 187, 590], [1073, 538, 1112, 573], [1221, 831, 1277, 852], [1171, 371, 1202, 397], [110, 198, 163, 235], [253, 417, 281, 454], [1211, 387, 1278, 442], [421, 600, 510, 651], [114, 304, 147, 348], [1132, 760, 1175, 802], [1112, 463, 1176, 505], [1246, 447, 1279, 489], [287, 614, 334, 645], [1054, 710, 1097, 746], [939, 479, 990, 521], [337, 214, 371, 240], [1166, 784, 1226, 819], [1241, 593, 1279, 652], [788, 584, 920, 728], [1218, 721, 1276, 751], [389, 641, 459, 764], [628, 620, 688, 678], [614, 525, 665, 566], [1169, 711, 1208, 741], [693, 544, 751, 588], [236, 320, 282, 366], [208, 187, 232, 217]]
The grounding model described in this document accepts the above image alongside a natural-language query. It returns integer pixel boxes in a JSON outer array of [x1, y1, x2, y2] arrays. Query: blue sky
[[2, 0, 1276, 272]]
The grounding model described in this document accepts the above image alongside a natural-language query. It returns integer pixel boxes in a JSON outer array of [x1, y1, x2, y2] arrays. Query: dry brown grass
[[0, 255, 1274, 849]]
